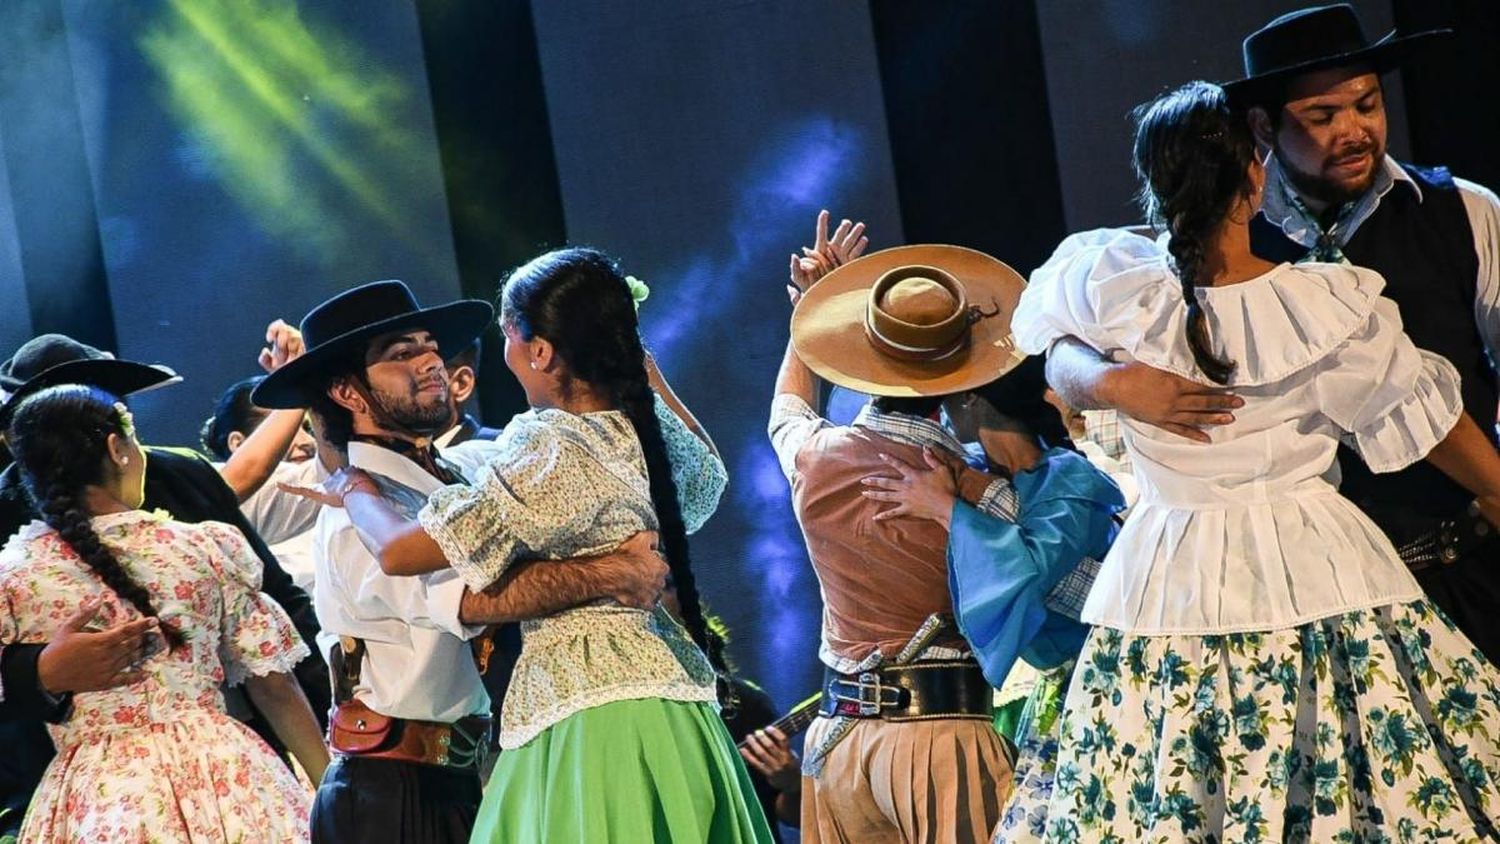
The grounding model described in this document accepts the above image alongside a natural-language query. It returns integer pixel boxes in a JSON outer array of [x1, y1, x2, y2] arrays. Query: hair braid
[[611, 350, 712, 656], [500, 247, 716, 659], [1131, 80, 1250, 385], [10, 384, 183, 649], [1163, 212, 1233, 384]]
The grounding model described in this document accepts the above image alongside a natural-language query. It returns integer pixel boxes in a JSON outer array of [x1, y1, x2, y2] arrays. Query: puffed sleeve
[[1313, 296, 1463, 473], [652, 393, 727, 534], [946, 449, 1122, 687], [419, 418, 616, 591], [196, 522, 311, 686], [1013, 228, 1182, 362]]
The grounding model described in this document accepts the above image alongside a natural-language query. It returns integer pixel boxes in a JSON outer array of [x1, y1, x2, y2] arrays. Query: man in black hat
[[0, 332, 331, 835], [1045, 3, 1500, 661], [254, 280, 669, 843]]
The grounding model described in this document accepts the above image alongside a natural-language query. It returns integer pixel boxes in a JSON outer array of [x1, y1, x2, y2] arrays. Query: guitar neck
[[761, 692, 822, 738]]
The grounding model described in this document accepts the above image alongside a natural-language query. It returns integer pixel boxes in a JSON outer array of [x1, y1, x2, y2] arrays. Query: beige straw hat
[[791, 244, 1027, 397]]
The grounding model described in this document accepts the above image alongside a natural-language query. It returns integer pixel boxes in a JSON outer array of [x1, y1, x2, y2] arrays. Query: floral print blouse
[[420, 394, 729, 748], [0, 510, 309, 747]]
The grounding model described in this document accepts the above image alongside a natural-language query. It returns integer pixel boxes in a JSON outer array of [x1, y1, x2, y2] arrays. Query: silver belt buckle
[[856, 672, 883, 716]]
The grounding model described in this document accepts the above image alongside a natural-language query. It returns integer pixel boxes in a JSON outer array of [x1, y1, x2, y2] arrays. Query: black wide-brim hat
[[252, 279, 494, 409], [1222, 4, 1450, 105], [0, 334, 181, 428]]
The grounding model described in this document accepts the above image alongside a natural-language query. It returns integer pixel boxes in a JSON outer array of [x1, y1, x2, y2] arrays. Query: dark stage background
[[4, 2, 1497, 833]]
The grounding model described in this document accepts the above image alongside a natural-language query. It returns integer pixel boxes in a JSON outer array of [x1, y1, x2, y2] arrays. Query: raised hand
[[258, 319, 305, 373], [860, 448, 960, 528], [788, 209, 871, 304], [814, 211, 869, 268]]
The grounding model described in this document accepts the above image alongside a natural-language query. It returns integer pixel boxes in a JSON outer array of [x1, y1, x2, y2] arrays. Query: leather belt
[[819, 660, 993, 722], [326, 637, 490, 773], [1395, 500, 1496, 572], [328, 699, 491, 773]]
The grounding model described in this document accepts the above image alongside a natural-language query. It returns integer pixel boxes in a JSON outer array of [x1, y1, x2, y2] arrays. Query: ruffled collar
[[1190, 261, 1383, 385], [1069, 230, 1385, 387]]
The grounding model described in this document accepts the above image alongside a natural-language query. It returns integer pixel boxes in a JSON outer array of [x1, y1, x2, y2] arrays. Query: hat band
[[864, 310, 971, 363]]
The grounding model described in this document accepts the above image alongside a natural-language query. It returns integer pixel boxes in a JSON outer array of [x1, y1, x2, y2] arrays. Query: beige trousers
[[800, 716, 1013, 844]]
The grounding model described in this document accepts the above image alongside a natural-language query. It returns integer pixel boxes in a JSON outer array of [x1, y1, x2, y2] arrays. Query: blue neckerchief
[[1282, 179, 1356, 265]]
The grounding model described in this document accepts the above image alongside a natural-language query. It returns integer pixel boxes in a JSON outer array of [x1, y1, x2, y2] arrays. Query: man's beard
[[367, 384, 452, 436], [1278, 141, 1382, 209]]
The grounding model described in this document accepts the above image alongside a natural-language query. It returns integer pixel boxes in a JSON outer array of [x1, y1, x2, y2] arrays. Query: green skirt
[[471, 698, 775, 843]]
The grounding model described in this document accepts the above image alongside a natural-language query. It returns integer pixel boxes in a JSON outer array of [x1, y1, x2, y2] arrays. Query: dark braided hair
[[1131, 80, 1253, 384], [500, 247, 714, 657], [9, 384, 184, 648]]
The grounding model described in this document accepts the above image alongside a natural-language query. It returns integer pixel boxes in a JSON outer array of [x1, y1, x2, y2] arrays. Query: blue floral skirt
[[995, 600, 1500, 843]]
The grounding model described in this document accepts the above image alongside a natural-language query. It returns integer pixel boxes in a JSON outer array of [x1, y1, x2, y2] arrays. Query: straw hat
[[791, 244, 1027, 397]]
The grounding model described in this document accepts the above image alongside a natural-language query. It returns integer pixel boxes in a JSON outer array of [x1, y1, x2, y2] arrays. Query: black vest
[[1251, 165, 1496, 543]]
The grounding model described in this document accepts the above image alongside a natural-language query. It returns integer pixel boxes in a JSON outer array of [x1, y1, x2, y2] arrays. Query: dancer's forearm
[[1427, 412, 1500, 519], [220, 409, 307, 502], [774, 339, 820, 414], [343, 490, 450, 576], [245, 671, 329, 785], [459, 534, 666, 624]]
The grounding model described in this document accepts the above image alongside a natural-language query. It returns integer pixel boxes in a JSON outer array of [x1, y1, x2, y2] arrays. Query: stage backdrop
[[4, 12, 1491, 831]]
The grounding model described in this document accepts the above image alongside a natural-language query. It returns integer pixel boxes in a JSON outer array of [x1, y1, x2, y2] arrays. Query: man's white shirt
[[312, 439, 502, 723]]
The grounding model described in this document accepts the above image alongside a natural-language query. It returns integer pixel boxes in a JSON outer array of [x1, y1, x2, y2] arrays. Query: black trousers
[[1415, 540, 1500, 665], [311, 755, 482, 844]]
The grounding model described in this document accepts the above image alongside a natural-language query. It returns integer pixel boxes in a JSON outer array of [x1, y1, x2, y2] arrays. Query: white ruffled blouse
[[1014, 229, 1463, 635]]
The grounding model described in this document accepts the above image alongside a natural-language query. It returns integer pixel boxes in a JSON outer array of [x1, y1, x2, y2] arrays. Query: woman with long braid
[[0, 385, 326, 842], [286, 248, 772, 842], [998, 80, 1500, 841]]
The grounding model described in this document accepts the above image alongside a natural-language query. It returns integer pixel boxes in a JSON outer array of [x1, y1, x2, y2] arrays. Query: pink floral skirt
[[22, 708, 311, 843]]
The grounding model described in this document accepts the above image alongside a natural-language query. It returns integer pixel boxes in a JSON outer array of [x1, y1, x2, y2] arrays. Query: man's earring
[[529, 362, 538, 371]]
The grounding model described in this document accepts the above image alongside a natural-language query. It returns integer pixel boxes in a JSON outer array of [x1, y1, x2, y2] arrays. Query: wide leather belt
[[328, 699, 491, 773], [1393, 500, 1496, 572], [819, 660, 993, 721]]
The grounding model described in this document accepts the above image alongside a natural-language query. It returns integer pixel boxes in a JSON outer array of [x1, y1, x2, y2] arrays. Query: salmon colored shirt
[[769, 395, 1005, 672]]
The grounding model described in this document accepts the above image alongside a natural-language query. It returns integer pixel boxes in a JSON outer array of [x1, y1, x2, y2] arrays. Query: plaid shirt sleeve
[[1043, 555, 1100, 620], [1082, 410, 1126, 462], [768, 393, 830, 483], [962, 468, 1101, 621], [972, 477, 1020, 520]]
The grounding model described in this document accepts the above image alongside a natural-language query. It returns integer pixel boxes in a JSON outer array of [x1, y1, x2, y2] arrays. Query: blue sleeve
[[946, 448, 1121, 687]]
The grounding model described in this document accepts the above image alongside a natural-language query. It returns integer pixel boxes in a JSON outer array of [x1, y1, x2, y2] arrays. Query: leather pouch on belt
[[329, 699, 396, 754]]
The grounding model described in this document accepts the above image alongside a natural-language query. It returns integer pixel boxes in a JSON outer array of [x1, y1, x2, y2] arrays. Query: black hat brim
[[0, 359, 181, 428], [252, 300, 494, 409], [1223, 28, 1450, 106]]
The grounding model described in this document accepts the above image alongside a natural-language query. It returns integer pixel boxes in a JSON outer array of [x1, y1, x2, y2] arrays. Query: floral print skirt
[[21, 708, 312, 843], [995, 600, 1500, 843]]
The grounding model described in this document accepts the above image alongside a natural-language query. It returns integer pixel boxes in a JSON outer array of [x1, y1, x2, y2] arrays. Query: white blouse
[[1014, 229, 1463, 635]]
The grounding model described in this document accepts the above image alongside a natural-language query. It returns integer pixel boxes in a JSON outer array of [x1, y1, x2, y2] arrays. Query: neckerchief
[[1282, 179, 1355, 265]]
